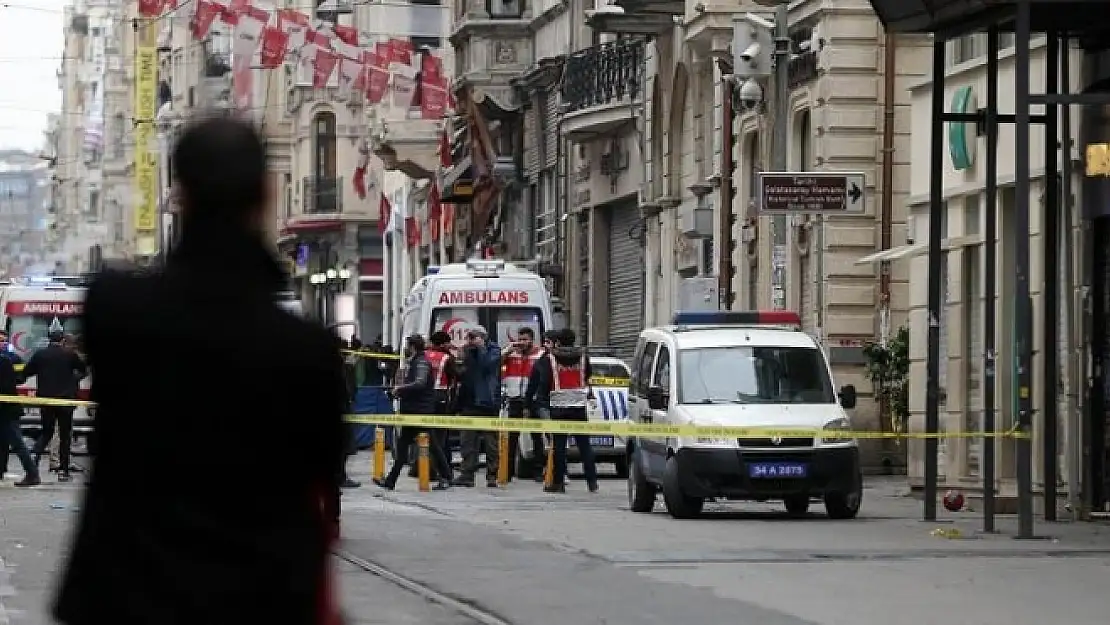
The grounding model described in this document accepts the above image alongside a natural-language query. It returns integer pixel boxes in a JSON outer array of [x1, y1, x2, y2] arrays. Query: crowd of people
[[0, 329, 88, 487], [363, 325, 600, 494]]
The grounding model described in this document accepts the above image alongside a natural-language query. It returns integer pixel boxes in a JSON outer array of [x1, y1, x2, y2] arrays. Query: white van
[[625, 310, 861, 520], [400, 258, 554, 350]]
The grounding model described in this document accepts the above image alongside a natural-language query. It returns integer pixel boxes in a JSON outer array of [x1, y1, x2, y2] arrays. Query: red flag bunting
[[428, 184, 442, 242], [312, 48, 339, 88], [259, 27, 289, 69], [138, 0, 164, 17], [378, 195, 391, 234], [191, 0, 222, 40], [405, 217, 419, 249]]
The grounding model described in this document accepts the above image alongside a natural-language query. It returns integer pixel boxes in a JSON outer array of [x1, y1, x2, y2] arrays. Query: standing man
[[525, 328, 599, 494], [23, 328, 87, 483], [52, 116, 347, 625], [374, 334, 452, 490], [452, 327, 502, 488], [425, 330, 459, 481], [339, 336, 361, 489], [500, 326, 545, 481], [0, 330, 38, 486]]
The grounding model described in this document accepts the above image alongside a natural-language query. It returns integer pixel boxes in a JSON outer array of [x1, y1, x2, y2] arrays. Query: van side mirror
[[839, 384, 857, 410], [647, 386, 669, 410]]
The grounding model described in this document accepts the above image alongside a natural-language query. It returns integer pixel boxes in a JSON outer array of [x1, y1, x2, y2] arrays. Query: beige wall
[[903, 39, 1085, 494]]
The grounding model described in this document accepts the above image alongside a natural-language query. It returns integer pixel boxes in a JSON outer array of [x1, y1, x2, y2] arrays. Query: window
[[963, 193, 980, 236], [430, 307, 544, 348], [6, 312, 84, 359], [651, 346, 671, 389], [591, 360, 630, 380], [635, 342, 658, 395], [677, 346, 835, 405], [313, 111, 337, 180], [111, 113, 124, 159]]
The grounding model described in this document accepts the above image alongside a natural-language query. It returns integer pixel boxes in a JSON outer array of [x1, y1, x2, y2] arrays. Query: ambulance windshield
[[432, 307, 544, 348], [8, 314, 84, 358]]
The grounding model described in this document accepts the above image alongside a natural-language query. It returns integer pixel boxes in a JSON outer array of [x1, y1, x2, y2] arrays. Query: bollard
[[416, 433, 431, 492], [372, 427, 386, 480], [497, 429, 510, 485], [543, 438, 555, 488]]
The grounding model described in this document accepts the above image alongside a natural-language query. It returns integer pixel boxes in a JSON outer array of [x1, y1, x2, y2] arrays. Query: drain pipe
[[879, 31, 897, 447]]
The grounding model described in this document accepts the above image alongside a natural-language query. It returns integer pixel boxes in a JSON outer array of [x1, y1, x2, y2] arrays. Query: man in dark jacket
[[24, 327, 88, 482], [0, 333, 38, 486], [52, 116, 347, 625], [374, 334, 451, 490], [525, 328, 599, 493], [338, 336, 361, 489], [452, 326, 502, 488]]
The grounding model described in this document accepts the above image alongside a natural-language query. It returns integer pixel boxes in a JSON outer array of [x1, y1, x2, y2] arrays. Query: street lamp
[[311, 265, 353, 323]]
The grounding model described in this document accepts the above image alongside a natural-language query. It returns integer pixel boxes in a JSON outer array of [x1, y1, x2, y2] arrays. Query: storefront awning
[[854, 235, 985, 265]]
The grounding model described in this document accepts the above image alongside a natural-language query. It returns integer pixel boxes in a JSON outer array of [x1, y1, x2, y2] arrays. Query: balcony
[[559, 39, 645, 143], [303, 176, 343, 214], [610, 0, 682, 19], [585, 5, 673, 35]]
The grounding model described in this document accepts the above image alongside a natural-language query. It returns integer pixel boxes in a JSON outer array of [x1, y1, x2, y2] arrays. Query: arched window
[[312, 110, 337, 212]]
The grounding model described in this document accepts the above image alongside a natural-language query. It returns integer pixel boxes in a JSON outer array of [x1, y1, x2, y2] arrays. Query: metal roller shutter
[[523, 100, 541, 180], [544, 89, 559, 170], [607, 201, 643, 361]]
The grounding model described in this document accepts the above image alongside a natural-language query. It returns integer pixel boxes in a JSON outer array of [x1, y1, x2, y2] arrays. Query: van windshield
[[431, 307, 544, 348], [678, 346, 835, 405]]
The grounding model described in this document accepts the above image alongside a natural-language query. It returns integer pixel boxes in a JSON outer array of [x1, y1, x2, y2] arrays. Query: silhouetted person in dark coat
[[53, 116, 347, 625]]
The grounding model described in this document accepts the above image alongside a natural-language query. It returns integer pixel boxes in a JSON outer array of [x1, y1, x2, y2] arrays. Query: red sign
[[5, 301, 84, 316], [437, 290, 531, 306]]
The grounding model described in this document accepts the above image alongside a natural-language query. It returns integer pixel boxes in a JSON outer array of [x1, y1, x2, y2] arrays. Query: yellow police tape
[[343, 349, 401, 361], [0, 394, 1029, 440], [344, 413, 1031, 440], [588, 376, 630, 387]]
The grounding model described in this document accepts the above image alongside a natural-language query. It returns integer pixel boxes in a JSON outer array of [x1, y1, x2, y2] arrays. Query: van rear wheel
[[662, 456, 703, 519]]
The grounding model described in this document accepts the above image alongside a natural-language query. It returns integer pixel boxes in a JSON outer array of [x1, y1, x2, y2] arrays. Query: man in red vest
[[500, 326, 546, 481], [524, 328, 599, 493], [425, 331, 459, 482]]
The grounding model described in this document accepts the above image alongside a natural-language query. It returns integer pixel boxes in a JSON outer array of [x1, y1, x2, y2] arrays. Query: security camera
[[738, 42, 761, 63], [736, 79, 764, 110]]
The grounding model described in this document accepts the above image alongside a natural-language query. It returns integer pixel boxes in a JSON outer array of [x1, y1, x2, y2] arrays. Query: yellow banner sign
[[134, 46, 158, 234]]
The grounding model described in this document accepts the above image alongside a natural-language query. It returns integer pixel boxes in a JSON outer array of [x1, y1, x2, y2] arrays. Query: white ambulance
[[0, 277, 92, 437], [399, 258, 554, 350]]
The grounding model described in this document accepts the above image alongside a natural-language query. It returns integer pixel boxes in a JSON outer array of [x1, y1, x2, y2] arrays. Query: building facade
[[900, 36, 1101, 514]]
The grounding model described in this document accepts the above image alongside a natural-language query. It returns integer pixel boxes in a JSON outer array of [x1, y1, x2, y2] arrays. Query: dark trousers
[[34, 406, 74, 472], [505, 399, 545, 478], [458, 405, 499, 481], [0, 417, 37, 478], [385, 426, 452, 486]]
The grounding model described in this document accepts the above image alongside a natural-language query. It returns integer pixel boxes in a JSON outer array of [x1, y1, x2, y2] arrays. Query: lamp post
[[310, 265, 353, 324]]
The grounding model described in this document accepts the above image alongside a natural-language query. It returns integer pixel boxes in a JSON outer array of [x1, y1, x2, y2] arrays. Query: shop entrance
[[1088, 217, 1110, 513]]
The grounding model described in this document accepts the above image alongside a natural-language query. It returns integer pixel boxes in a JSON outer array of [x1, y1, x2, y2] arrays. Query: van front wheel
[[662, 456, 703, 519]]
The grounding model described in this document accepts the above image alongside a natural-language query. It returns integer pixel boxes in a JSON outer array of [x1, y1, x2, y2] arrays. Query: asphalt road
[[4, 454, 1110, 625]]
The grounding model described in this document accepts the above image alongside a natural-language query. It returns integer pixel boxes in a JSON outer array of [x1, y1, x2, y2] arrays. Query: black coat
[[53, 226, 346, 625], [394, 351, 436, 416], [0, 355, 24, 422], [22, 342, 87, 399]]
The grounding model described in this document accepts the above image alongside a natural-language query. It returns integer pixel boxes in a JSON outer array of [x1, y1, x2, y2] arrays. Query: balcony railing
[[561, 39, 645, 115], [303, 176, 343, 214]]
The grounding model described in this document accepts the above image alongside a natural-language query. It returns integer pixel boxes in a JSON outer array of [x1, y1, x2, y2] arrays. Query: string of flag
[[138, 0, 458, 248]]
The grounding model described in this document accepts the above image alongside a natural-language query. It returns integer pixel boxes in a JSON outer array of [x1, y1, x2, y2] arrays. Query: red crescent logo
[[10, 331, 28, 354]]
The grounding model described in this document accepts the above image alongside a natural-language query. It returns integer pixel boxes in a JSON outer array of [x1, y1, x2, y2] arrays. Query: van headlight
[[686, 437, 735, 448], [821, 417, 853, 443]]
